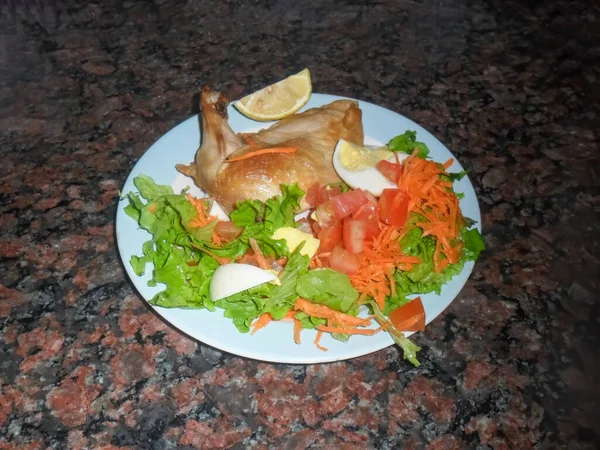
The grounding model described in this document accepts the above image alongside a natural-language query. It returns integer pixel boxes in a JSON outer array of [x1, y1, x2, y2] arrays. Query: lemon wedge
[[234, 69, 312, 121]]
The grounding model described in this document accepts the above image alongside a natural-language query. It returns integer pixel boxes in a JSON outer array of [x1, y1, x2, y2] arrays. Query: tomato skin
[[329, 245, 361, 275], [378, 189, 409, 227], [317, 222, 343, 252], [214, 221, 243, 241], [305, 183, 344, 208], [389, 296, 425, 331], [309, 213, 322, 236], [376, 160, 402, 183], [352, 199, 380, 239], [305, 183, 320, 208], [320, 189, 369, 222], [320, 185, 344, 204], [315, 202, 337, 228], [343, 218, 367, 254]]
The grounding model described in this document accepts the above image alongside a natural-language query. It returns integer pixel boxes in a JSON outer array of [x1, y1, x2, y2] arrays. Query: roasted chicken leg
[[177, 86, 364, 212]]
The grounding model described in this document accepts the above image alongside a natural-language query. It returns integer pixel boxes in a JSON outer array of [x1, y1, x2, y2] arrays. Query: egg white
[[210, 263, 277, 301]]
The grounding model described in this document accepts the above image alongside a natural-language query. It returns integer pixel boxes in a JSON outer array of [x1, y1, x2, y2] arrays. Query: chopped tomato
[[317, 222, 343, 252], [352, 198, 380, 239], [305, 183, 344, 208], [320, 185, 344, 204], [376, 160, 402, 183], [315, 202, 336, 228], [214, 221, 243, 241], [389, 296, 425, 332], [308, 212, 322, 236], [343, 218, 367, 254], [305, 183, 320, 208], [378, 188, 409, 227], [318, 189, 369, 223], [329, 245, 361, 275]]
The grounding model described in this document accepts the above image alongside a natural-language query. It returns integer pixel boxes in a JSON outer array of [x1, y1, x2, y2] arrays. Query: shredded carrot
[[239, 133, 258, 150], [294, 318, 302, 344], [226, 147, 297, 163], [316, 325, 383, 336], [294, 298, 372, 327], [186, 194, 215, 227], [282, 310, 297, 321], [249, 237, 270, 270], [251, 313, 272, 335], [349, 224, 421, 309], [396, 151, 464, 272], [276, 258, 288, 267], [186, 194, 225, 245], [314, 330, 328, 352], [148, 203, 157, 213]]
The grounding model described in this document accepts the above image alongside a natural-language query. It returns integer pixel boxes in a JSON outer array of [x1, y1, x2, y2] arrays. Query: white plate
[[115, 93, 481, 364]]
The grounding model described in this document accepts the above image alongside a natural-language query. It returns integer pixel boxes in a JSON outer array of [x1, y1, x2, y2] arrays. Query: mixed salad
[[123, 131, 484, 366]]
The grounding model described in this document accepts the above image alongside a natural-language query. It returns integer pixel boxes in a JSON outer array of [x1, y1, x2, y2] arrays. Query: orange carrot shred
[[294, 318, 302, 344], [148, 204, 157, 213], [295, 298, 372, 327], [314, 331, 328, 352], [239, 133, 258, 150], [251, 313, 272, 335], [443, 158, 454, 169], [249, 237, 270, 270], [226, 147, 297, 163], [316, 325, 383, 336]]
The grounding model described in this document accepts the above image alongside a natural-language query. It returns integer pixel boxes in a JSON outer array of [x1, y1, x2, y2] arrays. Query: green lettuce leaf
[[124, 175, 217, 310], [263, 247, 310, 319], [388, 130, 429, 158], [133, 174, 174, 200], [368, 299, 421, 366], [395, 222, 465, 297], [296, 268, 359, 313], [462, 227, 485, 260], [215, 283, 272, 333], [229, 183, 305, 258], [294, 312, 326, 330]]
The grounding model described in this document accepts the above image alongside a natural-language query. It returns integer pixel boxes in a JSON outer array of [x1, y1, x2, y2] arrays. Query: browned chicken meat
[[176, 86, 364, 212]]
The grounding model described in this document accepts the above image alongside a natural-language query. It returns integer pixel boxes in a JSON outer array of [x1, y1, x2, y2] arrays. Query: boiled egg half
[[332, 139, 407, 196], [210, 263, 277, 301]]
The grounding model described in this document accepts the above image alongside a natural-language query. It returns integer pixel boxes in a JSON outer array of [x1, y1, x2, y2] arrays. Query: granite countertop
[[1, 0, 599, 448]]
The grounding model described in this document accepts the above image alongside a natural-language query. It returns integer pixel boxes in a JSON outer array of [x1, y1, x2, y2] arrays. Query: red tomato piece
[[315, 202, 337, 228], [304, 183, 321, 208], [343, 218, 367, 254], [329, 245, 361, 275], [317, 222, 343, 252], [214, 221, 243, 241], [352, 199, 380, 239], [308, 212, 322, 236], [321, 189, 369, 221], [376, 160, 402, 183], [319, 185, 343, 204], [378, 189, 409, 227], [389, 296, 425, 332], [305, 183, 344, 208]]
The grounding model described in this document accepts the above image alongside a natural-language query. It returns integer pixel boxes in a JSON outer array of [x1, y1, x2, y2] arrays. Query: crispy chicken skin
[[176, 86, 364, 212]]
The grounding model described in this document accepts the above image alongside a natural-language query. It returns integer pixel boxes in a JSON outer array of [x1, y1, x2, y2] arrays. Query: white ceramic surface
[[115, 93, 481, 364]]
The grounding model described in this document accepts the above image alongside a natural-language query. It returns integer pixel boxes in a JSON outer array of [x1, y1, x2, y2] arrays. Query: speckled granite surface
[[1, 0, 599, 448]]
